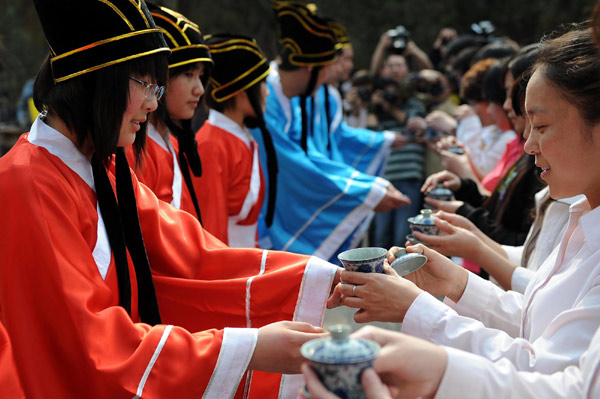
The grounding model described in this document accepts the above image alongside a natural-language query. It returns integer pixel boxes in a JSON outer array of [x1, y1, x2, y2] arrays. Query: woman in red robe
[[0, 2, 339, 397]]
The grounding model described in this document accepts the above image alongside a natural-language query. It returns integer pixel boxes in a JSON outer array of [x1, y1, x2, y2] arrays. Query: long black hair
[[33, 52, 168, 164]]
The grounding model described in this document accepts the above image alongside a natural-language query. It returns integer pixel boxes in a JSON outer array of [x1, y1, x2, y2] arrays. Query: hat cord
[[91, 149, 162, 325], [165, 116, 204, 224]]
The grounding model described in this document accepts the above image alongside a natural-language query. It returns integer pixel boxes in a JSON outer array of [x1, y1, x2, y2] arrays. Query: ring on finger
[[352, 285, 357, 297]]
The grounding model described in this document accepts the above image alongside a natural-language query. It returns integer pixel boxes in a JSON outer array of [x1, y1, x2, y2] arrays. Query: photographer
[[412, 69, 456, 115], [367, 77, 424, 131], [429, 27, 458, 71], [370, 28, 433, 79], [344, 70, 373, 128], [367, 76, 426, 250]]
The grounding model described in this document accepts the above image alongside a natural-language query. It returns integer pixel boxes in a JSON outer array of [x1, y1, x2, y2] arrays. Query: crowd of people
[[1, 0, 600, 397]]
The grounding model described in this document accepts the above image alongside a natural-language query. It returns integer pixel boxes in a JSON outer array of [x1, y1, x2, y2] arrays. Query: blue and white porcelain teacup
[[408, 208, 440, 236], [301, 324, 380, 399], [337, 247, 387, 273]]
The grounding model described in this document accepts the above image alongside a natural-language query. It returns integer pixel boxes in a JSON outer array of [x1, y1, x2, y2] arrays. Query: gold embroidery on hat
[[155, 6, 201, 46], [207, 40, 269, 102], [168, 45, 213, 69], [98, 0, 134, 30], [51, 29, 162, 62], [54, 47, 168, 83], [210, 58, 269, 102], [130, 0, 151, 28], [169, 57, 213, 69]]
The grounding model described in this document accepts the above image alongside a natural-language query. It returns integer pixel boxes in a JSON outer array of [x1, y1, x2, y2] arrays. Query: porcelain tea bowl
[[390, 247, 428, 276], [301, 324, 380, 399], [337, 247, 387, 273], [447, 146, 465, 155], [424, 184, 453, 209], [405, 233, 425, 246], [408, 208, 440, 237]]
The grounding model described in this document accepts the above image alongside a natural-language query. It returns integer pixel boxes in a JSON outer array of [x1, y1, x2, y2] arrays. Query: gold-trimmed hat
[[326, 18, 351, 50], [272, 1, 337, 67], [206, 34, 270, 103], [32, 0, 170, 83], [147, 3, 213, 69]]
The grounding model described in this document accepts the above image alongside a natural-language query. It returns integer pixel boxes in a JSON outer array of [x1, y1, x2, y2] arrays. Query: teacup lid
[[390, 247, 428, 276], [447, 146, 465, 154], [411, 208, 436, 225], [301, 324, 380, 364], [428, 184, 453, 197]]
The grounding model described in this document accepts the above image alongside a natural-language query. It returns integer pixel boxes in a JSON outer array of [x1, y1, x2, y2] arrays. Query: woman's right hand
[[351, 326, 447, 399], [411, 216, 481, 260], [250, 321, 327, 374], [421, 170, 461, 193], [387, 245, 468, 301], [374, 184, 411, 212]]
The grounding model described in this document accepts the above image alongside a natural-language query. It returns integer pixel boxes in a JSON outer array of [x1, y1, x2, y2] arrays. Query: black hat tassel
[[165, 116, 203, 224], [247, 94, 279, 227], [115, 148, 162, 326], [300, 66, 321, 154], [323, 84, 332, 151], [91, 150, 162, 326]]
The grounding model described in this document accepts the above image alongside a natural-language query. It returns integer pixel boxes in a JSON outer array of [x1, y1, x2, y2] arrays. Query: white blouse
[[403, 197, 600, 379]]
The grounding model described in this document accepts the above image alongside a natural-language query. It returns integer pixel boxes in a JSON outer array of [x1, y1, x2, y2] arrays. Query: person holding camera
[[366, 75, 427, 250], [370, 28, 433, 80]]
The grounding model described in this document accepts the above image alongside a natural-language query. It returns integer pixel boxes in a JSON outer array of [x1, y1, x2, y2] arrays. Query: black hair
[[204, 77, 263, 118], [444, 35, 488, 63], [508, 43, 538, 80], [154, 62, 211, 125], [471, 41, 518, 65], [534, 25, 600, 130], [460, 58, 495, 102], [482, 58, 509, 105], [33, 52, 168, 164], [449, 46, 480, 76], [511, 73, 530, 117]]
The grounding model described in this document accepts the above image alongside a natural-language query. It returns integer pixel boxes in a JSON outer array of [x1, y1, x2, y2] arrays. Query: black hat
[[32, 0, 170, 83], [206, 35, 270, 103], [147, 3, 213, 69], [326, 18, 351, 50], [273, 1, 337, 67]]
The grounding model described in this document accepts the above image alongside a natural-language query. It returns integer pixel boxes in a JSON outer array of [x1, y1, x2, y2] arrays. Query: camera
[[357, 85, 372, 102], [387, 25, 410, 54], [470, 20, 495, 37], [382, 88, 399, 104]]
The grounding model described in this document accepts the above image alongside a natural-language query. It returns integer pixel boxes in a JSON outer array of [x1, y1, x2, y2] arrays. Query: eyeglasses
[[129, 76, 165, 101]]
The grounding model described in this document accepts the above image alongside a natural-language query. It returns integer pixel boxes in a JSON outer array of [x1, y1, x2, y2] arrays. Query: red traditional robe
[[0, 322, 25, 398], [127, 123, 197, 214], [194, 110, 265, 247], [0, 116, 336, 398]]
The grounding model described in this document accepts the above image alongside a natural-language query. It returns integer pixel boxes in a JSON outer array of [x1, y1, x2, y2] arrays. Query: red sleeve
[[134, 177, 337, 399], [0, 322, 25, 399], [0, 142, 236, 398]]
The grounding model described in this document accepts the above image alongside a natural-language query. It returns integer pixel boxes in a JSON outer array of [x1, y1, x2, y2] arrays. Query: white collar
[[28, 115, 95, 190], [146, 123, 172, 152], [208, 109, 253, 148]]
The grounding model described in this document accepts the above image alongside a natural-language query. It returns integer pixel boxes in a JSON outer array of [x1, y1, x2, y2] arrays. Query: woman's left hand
[[423, 197, 464, 213]]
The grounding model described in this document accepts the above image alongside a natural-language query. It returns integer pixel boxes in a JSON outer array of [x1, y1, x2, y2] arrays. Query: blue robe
[[311, 84, 393, 176], [251, 67, 390, 263]]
